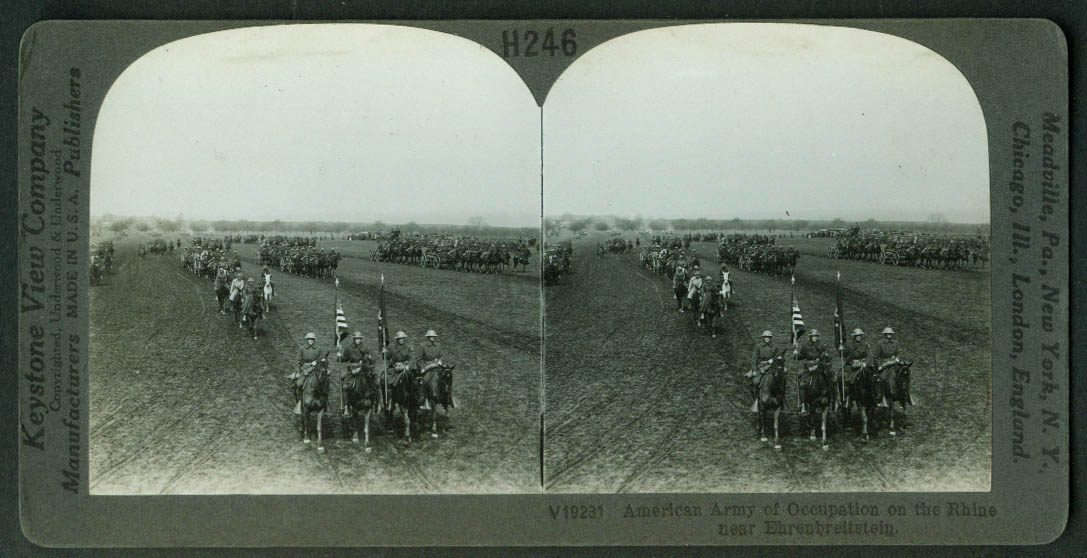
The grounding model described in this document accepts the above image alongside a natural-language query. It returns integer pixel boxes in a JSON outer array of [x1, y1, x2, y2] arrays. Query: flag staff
[[836, 270, 847, 411], [792, 274, 801, 410], [335, 276, 347, 416], [378, 273, 389, 410]]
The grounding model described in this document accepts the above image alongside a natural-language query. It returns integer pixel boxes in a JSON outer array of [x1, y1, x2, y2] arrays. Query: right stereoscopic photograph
[[542, 24, 992, 493]]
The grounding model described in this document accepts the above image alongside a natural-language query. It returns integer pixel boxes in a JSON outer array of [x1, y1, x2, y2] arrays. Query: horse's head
[[894, 360, 913, 391]]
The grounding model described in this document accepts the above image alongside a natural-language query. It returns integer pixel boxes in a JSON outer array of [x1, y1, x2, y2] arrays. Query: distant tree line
[[91, 215, 537, 239], [544, 213, 986, 236]]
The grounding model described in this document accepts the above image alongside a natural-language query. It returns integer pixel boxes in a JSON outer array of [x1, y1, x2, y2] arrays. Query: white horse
[[719, 270, 732, 310], [262, 272, 274, 313]]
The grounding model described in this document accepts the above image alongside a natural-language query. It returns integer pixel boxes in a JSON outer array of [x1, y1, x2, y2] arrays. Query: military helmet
[[852, 328, 865, 337], [395, 331, 408, 340], [304, 332, 317, 340], [425, 329, 438, 338], [882, 327, 895, 335], [235, 272, 243, 278], [761, 330, 773, 338], [808, 329, 820, 337], [352, 331, 364, 340]]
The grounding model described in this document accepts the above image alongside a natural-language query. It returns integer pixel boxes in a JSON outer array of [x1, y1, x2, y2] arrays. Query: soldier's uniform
[[843, 330, 870, 382], [418, 340, 443, 370], [339, 337, 374, 372], [387, 336, 413, 376]]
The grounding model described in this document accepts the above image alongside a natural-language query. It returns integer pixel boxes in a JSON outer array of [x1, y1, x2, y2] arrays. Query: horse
[[698, 286, 722, 337], [387, 364, 423, 443], [512, 250, 531, 272], [841, 360, 879, 442], [688, 282, 702, 324], [719, 271, 733, 310], [672, 266, 688, 311], [215, 281, 229, 314], [420, 363, 457, 438], [341, 363, 381, 451], [879, 359, 915, 436], [754, 349, 788, 449], [231, 291, 244, 328], [800, 352, 835, 450], [262, 273, 274, 312], [242, 290, 263, 339], [295, 360, 331, 452]]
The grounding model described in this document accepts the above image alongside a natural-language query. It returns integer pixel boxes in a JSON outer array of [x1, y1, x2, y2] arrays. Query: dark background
[[2, 1, 1083, 556]]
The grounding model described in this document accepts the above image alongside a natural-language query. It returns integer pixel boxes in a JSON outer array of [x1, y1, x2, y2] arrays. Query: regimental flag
[[834, 270, 846, 350], [790, 275, 806, 346], [377, 274, 389, 348]]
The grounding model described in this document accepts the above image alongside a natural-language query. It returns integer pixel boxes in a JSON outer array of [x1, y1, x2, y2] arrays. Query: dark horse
[[754, 349, 788, 449], [387, 365, 423, 443], [698, 286, 722, 337], [879, 359, 915, 436], [420, 363, 457, 439], [341, 363, 381, 451], [295, 359, 331, 452], [242, 290, 263, 339], [672, 266, 688, 311], [215, 282, 229, 314], [841, 361, 879, 442], [800, 352, 835, 450], [231, 291, 244, 328]]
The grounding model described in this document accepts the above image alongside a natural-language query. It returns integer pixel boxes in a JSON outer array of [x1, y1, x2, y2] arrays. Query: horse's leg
[[860, 406, 869, 442], [773, 409, 782, 450], [302, 410, 311, 444], [363, 408, 372, 452], [821, 409, 829, 450], [431, 402, 439, 438], [316, 410, 325, 452], [758, 405, 767, 443], [888, 404, 897, 436]]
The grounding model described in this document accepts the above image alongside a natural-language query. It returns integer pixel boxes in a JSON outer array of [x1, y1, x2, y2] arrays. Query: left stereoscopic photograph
[[87, 25, 542, 494]]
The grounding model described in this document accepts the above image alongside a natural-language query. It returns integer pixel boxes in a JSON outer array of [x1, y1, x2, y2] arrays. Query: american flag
[[335, 304, 349, 345], [790, 275, 805, 345]]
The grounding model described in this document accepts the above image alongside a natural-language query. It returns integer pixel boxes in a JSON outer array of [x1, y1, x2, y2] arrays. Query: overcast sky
[[91, 24, 540, 227], [543, 23, 990, 223]]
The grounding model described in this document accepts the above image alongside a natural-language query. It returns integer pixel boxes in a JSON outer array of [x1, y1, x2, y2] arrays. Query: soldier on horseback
[[290, 332, 330, 411], [228, 272, 246, 304], [338, 331, 375, 412], [415, 329, 446, 410], [214, 267, 230, 314], [872, 326, 904, 407], [748, 330, 778, 410], [795, 329, 830, 415]]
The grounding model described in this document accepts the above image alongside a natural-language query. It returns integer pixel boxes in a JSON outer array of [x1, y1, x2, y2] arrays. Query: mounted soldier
[[872, 326, 904, 407], [747, 330, 778, 411], [338, 331, 376, 412], [416, 329, 445, 410], [795, 329, 830, 414], [214, 267, 230, 314]]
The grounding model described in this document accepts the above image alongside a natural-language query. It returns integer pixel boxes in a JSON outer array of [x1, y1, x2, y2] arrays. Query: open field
[[543, 232, 991, 493], [89, 232, 540, 494]]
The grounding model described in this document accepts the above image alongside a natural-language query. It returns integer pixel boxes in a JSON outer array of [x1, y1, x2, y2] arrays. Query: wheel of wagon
[[887, 251, 900, 266], [827, 247, 839, 259]]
